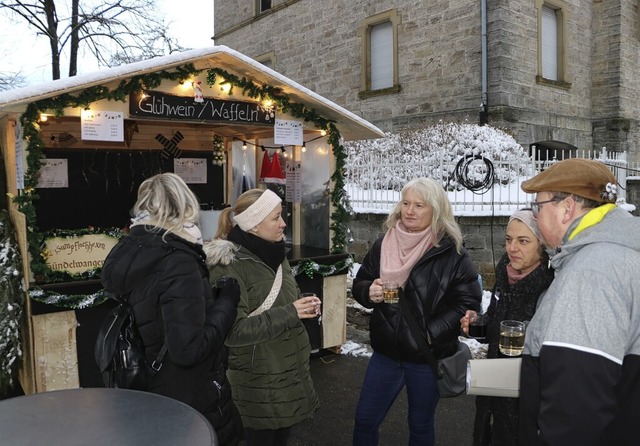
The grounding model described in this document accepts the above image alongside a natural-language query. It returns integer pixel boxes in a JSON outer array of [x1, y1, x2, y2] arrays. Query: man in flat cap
[[517, 158, 640, 446]]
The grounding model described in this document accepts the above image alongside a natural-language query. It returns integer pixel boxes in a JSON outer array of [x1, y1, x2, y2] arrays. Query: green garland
[[14, 65, 201, 288], [0, 210, 25, 392], [34, 226, 126, 284], [14, 63, 352, 308], [291, 256, 354, 279], [28, 287, 110, 310]]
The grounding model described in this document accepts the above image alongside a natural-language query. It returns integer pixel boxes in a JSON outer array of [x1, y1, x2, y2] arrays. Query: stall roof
[[0, 45, 384, 141]]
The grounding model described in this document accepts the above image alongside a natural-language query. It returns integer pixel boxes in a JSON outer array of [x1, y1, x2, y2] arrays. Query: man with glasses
[[517, 158, 640, 446]]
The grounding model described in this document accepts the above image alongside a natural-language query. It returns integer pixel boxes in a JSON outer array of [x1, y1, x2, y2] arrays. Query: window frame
[[535, 0, 571, 88], [255, 51, 276, 70], [256, 0, 272, 15], [358, 9, 401, 98]]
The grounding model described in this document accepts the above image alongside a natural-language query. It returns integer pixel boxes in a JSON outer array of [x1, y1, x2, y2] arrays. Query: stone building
[[213, 0, 640, 285], [213, 0, 640, 163]]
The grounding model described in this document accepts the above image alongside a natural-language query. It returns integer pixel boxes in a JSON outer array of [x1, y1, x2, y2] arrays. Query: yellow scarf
[[568, 203, 616, 241]]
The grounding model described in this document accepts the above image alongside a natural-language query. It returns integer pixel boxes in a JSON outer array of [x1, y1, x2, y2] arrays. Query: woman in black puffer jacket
[[101, 173, 243, 446], [352, 178, 481, 446]]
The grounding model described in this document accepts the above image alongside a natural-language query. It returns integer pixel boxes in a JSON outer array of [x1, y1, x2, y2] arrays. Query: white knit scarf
[[380, 221, 434, 287], [131, 212, 203, 245]]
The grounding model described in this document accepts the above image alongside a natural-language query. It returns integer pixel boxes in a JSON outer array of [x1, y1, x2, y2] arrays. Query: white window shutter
[[370, 22, 393, 90], [541, 6, 558, 81]]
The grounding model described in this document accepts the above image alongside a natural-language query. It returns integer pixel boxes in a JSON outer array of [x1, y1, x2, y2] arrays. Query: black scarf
[[228, 225, 286, 272]]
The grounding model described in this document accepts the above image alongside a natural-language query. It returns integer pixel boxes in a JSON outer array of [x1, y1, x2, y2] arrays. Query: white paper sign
[[274, 119, 303, 146], [15, 122, 24, 189], [37, 159, 68, 188], [285, 160, 302, 203], [81, 109, 124, 142], [174, 158, 207, 184]]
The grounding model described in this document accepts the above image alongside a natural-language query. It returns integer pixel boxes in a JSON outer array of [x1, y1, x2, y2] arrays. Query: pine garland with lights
[[14, 63, 352, 308], [0, 210, 25, 392], [15, 65, 202, 286]]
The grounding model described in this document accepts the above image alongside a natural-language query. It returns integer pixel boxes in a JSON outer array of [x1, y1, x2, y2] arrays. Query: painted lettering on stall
[[130, 90, 274, 125], [54, 240, 106, 255]]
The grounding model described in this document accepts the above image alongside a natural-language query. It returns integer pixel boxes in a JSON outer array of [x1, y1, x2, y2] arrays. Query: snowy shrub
[[0, 211, 24, 392], [344, 122, 532, 192]]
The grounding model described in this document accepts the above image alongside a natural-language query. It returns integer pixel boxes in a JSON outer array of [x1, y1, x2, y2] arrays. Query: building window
[[535, 0, 569, 86], [256, 51, 276, 70], [257, 0, 272, 14], [359, 9, 401, 98]]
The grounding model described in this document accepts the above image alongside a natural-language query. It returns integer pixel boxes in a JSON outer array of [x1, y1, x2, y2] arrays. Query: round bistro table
[[0, 387, 218, 446]]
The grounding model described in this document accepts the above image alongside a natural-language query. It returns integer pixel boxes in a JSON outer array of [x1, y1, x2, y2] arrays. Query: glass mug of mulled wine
[[382, 281, 400, 304], [499, 320, 526, 356], [468, 312, 488, 342]]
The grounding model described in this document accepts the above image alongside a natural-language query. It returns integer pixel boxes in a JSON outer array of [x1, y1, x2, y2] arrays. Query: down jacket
[[203, 239, 319, 431], [352, 235, 481, 361], [101, 226, 243, 446]]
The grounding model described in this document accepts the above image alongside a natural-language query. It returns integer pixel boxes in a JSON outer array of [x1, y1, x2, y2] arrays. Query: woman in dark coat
[[461, 209, 554, 446], [101, 173, 243, 446], [351, 177, 482, 446], [204, 188, 319, 446]]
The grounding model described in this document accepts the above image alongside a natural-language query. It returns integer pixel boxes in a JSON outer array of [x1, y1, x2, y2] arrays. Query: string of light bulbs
[[232, 134, 325, 154]]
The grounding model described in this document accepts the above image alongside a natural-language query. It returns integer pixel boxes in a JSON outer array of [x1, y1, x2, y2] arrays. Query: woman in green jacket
[[204, 188, 320, 446]]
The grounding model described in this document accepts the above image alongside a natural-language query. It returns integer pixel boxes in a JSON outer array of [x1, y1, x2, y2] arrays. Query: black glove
[[214, 276, 240, 307]]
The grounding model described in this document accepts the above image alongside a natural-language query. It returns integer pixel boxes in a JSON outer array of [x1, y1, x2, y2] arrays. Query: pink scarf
[[506, 261, 541, 285], [380, 221, 433, 287]]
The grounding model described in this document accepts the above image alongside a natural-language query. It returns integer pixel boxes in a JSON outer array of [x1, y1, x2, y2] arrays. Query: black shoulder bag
[[400, 296, 470, 398], [94, 293, 167, 390]]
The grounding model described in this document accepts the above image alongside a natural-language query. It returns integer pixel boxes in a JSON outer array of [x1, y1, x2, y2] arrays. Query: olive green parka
[[204, 239, 319, 430]]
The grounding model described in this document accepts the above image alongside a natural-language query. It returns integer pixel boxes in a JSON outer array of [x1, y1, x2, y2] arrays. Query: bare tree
[[0, 71, 26, 91], [0, 0, 186, 80]]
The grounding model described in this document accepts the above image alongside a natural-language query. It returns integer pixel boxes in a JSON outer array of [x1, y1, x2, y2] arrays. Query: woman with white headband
[[204, 188, 320, 446]]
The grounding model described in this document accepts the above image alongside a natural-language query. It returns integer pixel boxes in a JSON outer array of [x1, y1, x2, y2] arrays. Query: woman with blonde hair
[[205, 188, 319, 446], [352, 177, 481, 446], [101, 172, 243, 446]]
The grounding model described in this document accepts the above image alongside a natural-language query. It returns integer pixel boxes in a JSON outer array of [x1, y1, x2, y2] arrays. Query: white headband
[[233, 189, 282, 231]]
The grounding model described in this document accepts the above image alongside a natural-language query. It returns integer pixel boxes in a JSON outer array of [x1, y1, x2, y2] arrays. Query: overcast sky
[[0, 0, 214, 86]]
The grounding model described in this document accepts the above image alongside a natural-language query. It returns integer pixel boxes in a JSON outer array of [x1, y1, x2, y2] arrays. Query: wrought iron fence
[[345, 148, 634, 215]]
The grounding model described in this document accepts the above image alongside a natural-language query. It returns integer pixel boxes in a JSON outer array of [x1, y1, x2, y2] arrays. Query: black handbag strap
[[400, 297, 441, 378]]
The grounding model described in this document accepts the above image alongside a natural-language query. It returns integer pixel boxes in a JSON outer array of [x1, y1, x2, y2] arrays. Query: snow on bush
[[344, 122, 532, 192]]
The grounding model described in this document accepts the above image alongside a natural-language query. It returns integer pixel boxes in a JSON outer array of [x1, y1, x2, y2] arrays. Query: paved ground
[[288, 323, 476, 446]]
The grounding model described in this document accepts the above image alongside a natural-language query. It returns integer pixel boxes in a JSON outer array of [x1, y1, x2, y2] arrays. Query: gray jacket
[[519, 206, 640, 446]]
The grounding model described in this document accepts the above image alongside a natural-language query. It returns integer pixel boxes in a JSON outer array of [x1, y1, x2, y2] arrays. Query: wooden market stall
[[0, 46, 384, 394]]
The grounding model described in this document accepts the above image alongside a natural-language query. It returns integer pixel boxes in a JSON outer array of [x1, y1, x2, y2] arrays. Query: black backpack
[[94, 294, 166, 390]]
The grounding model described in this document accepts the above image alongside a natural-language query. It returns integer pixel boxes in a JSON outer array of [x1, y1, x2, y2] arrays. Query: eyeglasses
[[529, 197, 563, 217]]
